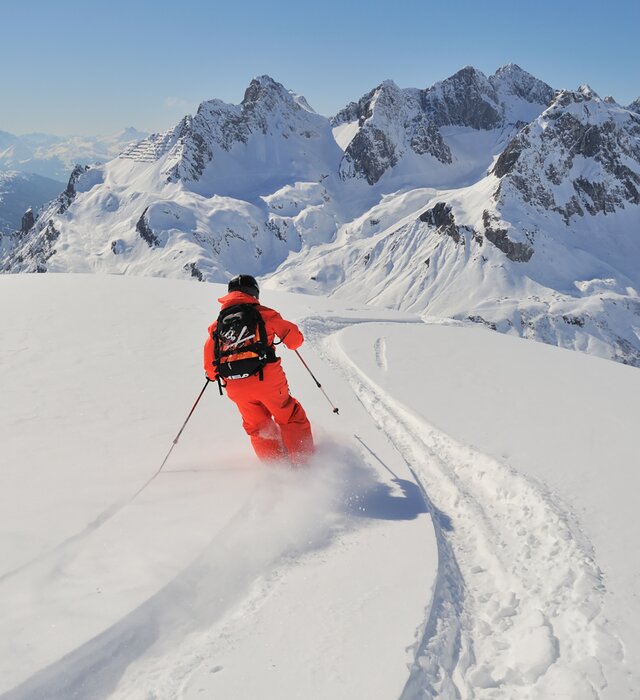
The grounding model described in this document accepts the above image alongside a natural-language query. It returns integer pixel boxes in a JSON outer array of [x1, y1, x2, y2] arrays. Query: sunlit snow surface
[[1, 274, 639, 699]]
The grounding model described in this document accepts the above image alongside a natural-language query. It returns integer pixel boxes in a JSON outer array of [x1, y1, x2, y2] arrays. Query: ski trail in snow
[[374, 336, 388, 371], [1, 449, 355, 700], [303, 316, 631, 699], [0, 482, 268, 700], [0, 464, 181, 585], [0, 498, 126, 584]]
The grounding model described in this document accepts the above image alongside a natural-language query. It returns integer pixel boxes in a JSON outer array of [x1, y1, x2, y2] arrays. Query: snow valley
[[1, 65, 639, 367]]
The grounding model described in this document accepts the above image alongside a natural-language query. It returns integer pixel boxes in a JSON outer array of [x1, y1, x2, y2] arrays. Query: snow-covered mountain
[[3, 76, 344, 282], [0, 127, 148, 182], [275, 86, 640, 364], [332, 64, 554, 187], [2, 67, 639, 367]]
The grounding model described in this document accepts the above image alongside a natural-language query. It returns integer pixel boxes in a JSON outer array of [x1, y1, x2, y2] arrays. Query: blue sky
[[1, 0, 638, 136]]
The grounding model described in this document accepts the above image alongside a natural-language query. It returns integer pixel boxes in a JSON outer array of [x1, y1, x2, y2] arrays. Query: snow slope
[[333, 321, 640, 697], [1, 274, 639, 698], [0, 274, 434, 700]]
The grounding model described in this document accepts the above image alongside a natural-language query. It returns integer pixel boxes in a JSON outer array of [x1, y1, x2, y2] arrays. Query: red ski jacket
[[203, 291, 304, 382]]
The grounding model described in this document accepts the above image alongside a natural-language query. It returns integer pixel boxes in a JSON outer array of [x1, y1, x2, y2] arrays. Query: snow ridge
[[119, 127, 179, 163], [319, 317, 633, 698]]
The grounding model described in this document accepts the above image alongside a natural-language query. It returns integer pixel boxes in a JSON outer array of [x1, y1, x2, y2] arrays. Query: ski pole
[[295, 350, 339, 414], [158, 379, 211, 472]]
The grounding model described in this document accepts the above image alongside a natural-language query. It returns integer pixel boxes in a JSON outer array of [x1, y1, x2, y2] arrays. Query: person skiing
[[203, 274, 314, 464]]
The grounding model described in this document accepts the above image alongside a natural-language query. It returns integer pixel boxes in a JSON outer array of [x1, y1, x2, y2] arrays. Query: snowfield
[[1, 273, 639, 699]]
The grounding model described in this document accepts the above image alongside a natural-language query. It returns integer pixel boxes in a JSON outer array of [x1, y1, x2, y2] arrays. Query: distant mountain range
[[0, 127, 148, 240], [0, 128, 149, 182], [2, 66, 639, 366]]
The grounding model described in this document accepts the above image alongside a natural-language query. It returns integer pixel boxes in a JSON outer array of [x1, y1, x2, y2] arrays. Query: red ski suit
[[204, 291, 314, 462]]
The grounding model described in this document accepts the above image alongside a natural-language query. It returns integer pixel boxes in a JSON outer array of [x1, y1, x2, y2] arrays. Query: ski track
[[0, 489, 260, 700], [0, 465, 176, 585], [304, 315, 630, 699], [374, 336, 388, 371], [1, 445, 362, 700]]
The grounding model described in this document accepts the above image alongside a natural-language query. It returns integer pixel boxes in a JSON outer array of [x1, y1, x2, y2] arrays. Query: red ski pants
[[225, 364, 314, 463]]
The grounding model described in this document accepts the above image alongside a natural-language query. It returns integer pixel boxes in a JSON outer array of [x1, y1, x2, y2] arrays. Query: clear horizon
[[1, 0, 638, 137]]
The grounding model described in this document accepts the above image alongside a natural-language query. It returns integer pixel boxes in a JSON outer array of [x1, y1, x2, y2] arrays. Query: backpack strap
[[255, 306, 277, 365]]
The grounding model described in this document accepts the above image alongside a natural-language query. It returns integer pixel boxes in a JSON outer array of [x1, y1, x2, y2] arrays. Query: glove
[[282, 329, 304, 351]]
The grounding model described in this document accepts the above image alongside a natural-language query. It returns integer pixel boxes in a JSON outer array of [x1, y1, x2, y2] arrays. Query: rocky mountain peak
[[367, 80, 407, 120], [489, 64, 555, 108], [578, 84, 599, 99], [444, 65, 492, 89], [331, 80, 404, 129], [127, 75, 334, 185], [493, 62, 524, 76], [242, 75, 294, 109], [424, 66, 502, 130], [335, 65, 557, 186], [335, 78, 453, 185], [628, 97, 640, 114], [493, 88, 640, 221]]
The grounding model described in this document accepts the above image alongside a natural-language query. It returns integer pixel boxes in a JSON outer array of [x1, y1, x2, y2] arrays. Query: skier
[[203, 274, 314, 464]]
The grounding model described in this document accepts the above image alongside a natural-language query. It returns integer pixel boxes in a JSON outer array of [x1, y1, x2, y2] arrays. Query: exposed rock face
[[334, 65, 552, 185], [482, 211, 534, 262], [0, 172, 62, 234], [184, 261, 204, 281], [135, 207, 159, 248], [417, 202, 532, 261], [2, 166, 87, 272], [341, 127, 399, 186], [335, 81, 451, 184], [488, 64, 555, 120], [417, 202, 481, 246], [58, 165, 89, 214], [493, 138, 524, 179], [629, 97, 640, 114], [493, 88, 640, 222], [424, 66, 502, 130], [419, 202, 463, 243], [409, 117, 451, 159], [3, 219, 60, 272], [21, 209, 35, 235]]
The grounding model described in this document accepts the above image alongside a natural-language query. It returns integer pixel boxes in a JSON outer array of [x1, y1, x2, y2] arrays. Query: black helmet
[[228, 274, 259, 298]]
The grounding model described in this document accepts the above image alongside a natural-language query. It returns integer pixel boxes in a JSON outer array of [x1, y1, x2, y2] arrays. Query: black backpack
[[213, 304, 276, 380]]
